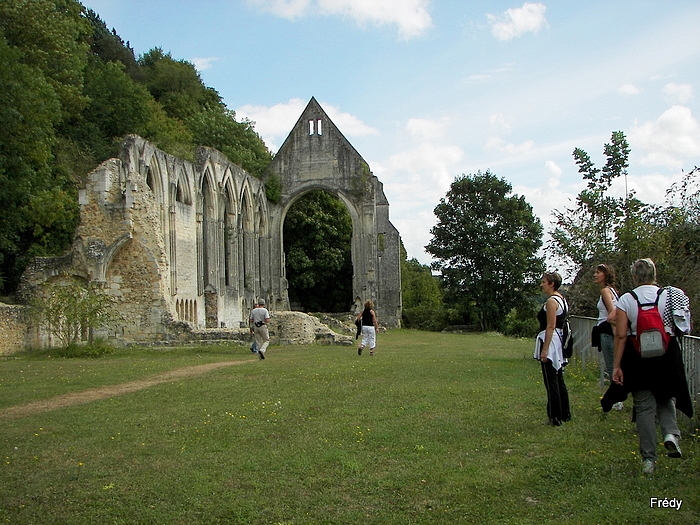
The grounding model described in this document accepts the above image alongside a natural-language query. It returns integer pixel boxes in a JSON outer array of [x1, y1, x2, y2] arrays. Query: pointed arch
[[197, 167, 219, 294], [222, 176, 238, 288]]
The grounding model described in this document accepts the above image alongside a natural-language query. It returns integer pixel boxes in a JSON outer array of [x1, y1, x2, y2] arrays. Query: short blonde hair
[[364, 300, 374, 310], [630, 258, 656, 286]]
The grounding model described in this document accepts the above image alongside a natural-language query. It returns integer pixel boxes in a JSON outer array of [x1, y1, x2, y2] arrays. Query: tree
[[138, 48, 221, 121], [283, 191, 353, 312], [30, 278, 119, 347], [548, 131, 632, 274], [426, 171, 544, 332], [400, 242, 447, 330], [0, 0, 90, 120], [186, 106, 272, 177], [548, 131, 700, 324]]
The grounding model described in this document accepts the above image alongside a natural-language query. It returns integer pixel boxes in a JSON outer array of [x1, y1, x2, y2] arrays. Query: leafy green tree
[[284, 191, 353, 312], [30, 278, 119, 347], [0, 0, 90, 121], [400, 248, 447, 330], [549, 131, 700, 325], [0, 32, 61, 290], [187, 106, 272, 177], [84, 8, 141, 80], [139, 48, 221, 121], [549, 131, 631, 273], [426, 171, 544, 332]]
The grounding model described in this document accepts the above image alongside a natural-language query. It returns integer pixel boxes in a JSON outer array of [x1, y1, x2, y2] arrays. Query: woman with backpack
[[612, 258, 693, 475], [533, 271, 571, 426], [593, 264, 621, 408]]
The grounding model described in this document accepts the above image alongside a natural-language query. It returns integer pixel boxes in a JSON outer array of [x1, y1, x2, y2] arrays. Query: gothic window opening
[[146, 166, 154, 193]]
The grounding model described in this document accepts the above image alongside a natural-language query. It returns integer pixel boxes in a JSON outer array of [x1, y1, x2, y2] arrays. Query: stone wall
[[0, 303, 28, 355]]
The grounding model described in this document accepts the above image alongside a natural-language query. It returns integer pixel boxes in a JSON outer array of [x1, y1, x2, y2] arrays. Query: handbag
[[591, 324, 601, 348]]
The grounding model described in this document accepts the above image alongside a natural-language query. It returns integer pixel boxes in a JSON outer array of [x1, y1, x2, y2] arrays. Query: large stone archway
[[266, 98, 402, 327]]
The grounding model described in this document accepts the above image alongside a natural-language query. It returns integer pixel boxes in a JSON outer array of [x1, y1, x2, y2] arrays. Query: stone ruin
[[2, 98, 401, 351]]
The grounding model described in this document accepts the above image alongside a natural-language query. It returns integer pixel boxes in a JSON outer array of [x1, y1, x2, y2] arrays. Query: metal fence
[[570, 316, 699, 424]]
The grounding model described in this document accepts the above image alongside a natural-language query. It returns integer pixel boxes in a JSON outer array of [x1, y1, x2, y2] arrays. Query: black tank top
[[537, 296, 566, 332], [362, 308, 374, 326]]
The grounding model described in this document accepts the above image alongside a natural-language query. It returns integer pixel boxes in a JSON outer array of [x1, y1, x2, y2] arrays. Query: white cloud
[[372, 141, 465, 262], [406, 117, 450, 141], [247, 0, 310, 19], [663, 83, 693, 104], [618, 83, 641, 95], [629, 105, 700, 168], [248, 0, 433, 39], [489, 112, 514, 134], [487, 2, 548, 41], [237, 98, 378, 152], [544, 160, 562, 188], [323, 103, 380, 137], [191, 57, 219, 71], [237, 99, 307, 151], [483, 136, 535, 155]]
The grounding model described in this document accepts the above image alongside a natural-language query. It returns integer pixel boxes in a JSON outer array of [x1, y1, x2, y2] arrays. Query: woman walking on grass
[[612, 258, 693, 475], [357, 300, 379, 356], [534, 271, 571, 426]]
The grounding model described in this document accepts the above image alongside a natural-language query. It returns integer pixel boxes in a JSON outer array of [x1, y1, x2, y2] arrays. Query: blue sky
[[80, 0, 700, 270]]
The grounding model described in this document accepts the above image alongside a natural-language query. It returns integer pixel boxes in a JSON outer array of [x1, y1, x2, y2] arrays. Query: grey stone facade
[[18, 98, 401, 346]]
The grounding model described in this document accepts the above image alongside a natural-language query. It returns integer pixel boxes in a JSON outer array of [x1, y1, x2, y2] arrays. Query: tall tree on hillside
[[0, 0, 90, 121], [187, 107, 272, 177], [0, 0, 89, 292], [426, 171, 544, 332], [138, 48, 221, 122], [84, 8, 141, 80]]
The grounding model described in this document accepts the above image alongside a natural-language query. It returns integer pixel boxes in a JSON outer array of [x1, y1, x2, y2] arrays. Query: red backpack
[[629, 289, 670, 358]]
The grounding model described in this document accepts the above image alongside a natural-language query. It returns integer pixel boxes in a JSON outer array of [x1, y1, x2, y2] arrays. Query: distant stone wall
[[0, 303, 28, 355]]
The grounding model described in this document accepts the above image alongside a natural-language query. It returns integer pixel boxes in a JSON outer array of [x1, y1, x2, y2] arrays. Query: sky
[[80, 0, 700, 271]]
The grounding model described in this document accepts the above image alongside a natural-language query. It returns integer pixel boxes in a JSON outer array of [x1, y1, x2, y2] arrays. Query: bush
[[29, 277, 120, 347], [402, 305, 464, 332], [502, 307, 539, 338]]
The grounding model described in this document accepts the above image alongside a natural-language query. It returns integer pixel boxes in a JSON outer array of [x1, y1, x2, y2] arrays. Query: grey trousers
[[633, 389, 680, 461]]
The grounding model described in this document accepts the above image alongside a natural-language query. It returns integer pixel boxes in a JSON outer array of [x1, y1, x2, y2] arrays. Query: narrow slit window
[[309, 119, 314, 135], [317, 119, 322, 135]]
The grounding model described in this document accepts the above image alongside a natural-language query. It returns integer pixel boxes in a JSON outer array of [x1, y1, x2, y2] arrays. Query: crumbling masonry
[[16, 98, 401, 347]]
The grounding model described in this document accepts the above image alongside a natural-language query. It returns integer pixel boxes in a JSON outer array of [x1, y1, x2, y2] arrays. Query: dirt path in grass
[[0, 360, 249, 420]]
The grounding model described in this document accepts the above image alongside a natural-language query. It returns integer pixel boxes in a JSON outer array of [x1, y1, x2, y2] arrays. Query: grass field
[[1, 330, 699, 524]]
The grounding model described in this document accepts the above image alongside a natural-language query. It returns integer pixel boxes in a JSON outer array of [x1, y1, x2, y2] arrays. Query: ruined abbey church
[[18, 98, 402, 344]]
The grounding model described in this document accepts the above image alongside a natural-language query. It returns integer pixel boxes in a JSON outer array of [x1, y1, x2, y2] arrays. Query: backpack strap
[[629, 288, 662, 308], [551, 294, 568, 314], [551, 295, 568, 330]]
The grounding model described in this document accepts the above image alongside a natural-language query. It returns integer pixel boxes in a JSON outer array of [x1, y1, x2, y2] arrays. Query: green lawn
[[1, 330, 698, 524]]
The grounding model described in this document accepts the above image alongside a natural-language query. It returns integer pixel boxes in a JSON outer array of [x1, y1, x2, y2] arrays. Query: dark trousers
[[541, 360, 571, 424]]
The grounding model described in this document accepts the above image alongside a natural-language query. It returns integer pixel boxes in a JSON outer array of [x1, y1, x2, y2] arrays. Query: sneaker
[[664, 434, 682, 458], [358, 347, 362, 355], [612, 402, 624, 411], [642, 459, 655, 475], [258, 350, 265, 360]]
